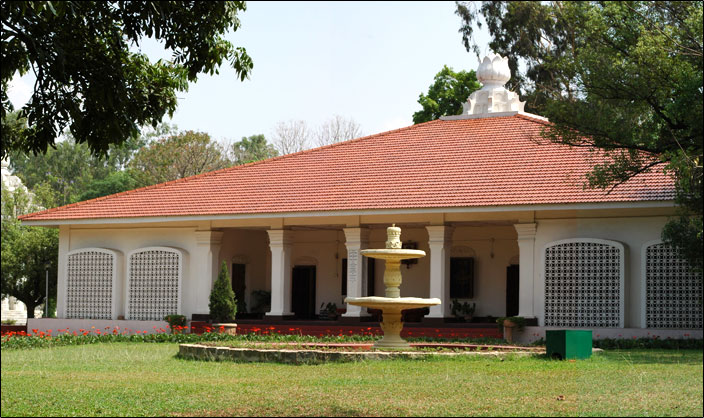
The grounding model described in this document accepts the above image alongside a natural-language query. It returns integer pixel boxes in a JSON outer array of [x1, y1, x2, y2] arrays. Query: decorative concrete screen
[[66, 248, 121, 319], [544, 239, 624, 328], [127, 247, 183, 321], [644, 242, 703, 329]]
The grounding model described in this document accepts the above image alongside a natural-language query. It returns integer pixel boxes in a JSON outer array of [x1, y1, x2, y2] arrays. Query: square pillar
[[56, 225, 70, 318], [426, 225, 453, 319], [514, 223, 537, 319], [266, 230, 294, 318], [342, 227, 370, 318], [193, 230, 224, 317]]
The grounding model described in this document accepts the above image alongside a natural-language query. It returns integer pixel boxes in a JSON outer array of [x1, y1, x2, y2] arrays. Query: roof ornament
[[461, 53, 525, 116]]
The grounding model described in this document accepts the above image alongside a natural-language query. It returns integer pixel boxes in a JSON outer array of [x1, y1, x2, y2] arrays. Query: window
[[544, 239, 624, 328], [450, 257, 474, 299], [644, 242, 702, 329], [127, 247, 183, 321], [66, 248, 119, 319]]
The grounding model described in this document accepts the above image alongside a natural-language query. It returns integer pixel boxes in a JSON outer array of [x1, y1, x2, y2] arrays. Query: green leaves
[[460, 1, 702, 270], [209, 261, 237, 323], [128, 130, 231, 187], [413, 65, 481, 124], [1, 1, 253, 159]]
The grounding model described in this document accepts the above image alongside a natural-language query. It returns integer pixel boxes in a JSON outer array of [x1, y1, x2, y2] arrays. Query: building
[[20, 54, 702, 341]]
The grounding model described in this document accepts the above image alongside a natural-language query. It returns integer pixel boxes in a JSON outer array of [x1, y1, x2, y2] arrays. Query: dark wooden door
[[292, 266, 316, 319], [231, 263, 246, 314], [367, 258, 375, 296], [450, 257, 474, 299], [506, 264, 519, 317]]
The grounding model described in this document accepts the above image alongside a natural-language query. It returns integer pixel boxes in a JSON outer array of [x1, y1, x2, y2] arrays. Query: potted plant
[[164, 314, 187, 334], [319, 302, 338, 320], [209, 262, 238, 335], [497, 316, 526, 343], [451, 299, 476, 322]]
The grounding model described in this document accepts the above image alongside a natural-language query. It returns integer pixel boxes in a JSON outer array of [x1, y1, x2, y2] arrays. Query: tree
[[1, 1, 253, 159], [209, 261, 237, 323], [457, 1, 703, 270], [316, 115, 363, 147], [78, 171, 137, 202], [271, 120, 310, 155], [455, 1, 583, 114], [412, 65, 481, 124], [9, 123, 168, 207], [230, 134, 278, 166], [129, 130, 231, 187], [9, 138, 95, 207], [1, 184, 58, 318]]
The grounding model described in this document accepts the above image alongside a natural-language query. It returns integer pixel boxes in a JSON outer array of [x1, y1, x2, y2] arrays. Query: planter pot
[[503, 320, 516, 343], [212, 323, 237, 336]]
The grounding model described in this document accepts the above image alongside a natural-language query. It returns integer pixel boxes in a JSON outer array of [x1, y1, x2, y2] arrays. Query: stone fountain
[[344, 225, 441, 348]]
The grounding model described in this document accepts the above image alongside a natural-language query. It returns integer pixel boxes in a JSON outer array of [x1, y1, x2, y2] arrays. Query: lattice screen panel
[[128, 249, 180, 320], [66, 250, 114, 319], [545, 241, 622, 327], [646, 243, 703, 329]]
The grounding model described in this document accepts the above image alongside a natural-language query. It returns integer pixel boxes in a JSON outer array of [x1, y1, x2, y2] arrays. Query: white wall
[[533, 216, 668, 328], [63, 227, 196, 317], [58, 215, 673, 328]]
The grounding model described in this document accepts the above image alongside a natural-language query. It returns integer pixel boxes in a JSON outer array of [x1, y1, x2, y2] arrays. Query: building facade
[[20, 55, 702, 341]]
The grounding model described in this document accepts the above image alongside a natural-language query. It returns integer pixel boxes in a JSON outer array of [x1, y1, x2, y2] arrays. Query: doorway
[[506, 264, 519, 317], [231, 263, 246, 314], [292, 266, 316, 319]]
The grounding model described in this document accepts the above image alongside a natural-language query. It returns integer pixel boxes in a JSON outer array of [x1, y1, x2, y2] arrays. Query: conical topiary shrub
[[209, 261, 237, 323]]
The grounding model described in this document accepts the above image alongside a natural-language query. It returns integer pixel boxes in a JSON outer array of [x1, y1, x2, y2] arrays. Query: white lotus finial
[[476, 53, 511, 88], [461, 53, 525, 116]]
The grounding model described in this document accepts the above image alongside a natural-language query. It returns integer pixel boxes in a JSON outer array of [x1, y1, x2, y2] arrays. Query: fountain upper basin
[[344, 296, 440, 312], [360, 249, 426, 262]]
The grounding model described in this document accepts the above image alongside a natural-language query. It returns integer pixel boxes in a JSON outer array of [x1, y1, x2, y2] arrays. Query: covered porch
[[51, 211, 537, 326]]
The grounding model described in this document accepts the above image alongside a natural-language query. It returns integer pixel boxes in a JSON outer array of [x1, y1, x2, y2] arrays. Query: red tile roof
[[19, 114, 675, 222]]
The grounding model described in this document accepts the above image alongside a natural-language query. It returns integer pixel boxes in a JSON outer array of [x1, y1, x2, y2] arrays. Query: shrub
[[209, 261, 237, 323]]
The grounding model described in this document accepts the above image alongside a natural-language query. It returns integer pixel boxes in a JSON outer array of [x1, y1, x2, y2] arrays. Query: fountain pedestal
[[344, 225, 441, 349]]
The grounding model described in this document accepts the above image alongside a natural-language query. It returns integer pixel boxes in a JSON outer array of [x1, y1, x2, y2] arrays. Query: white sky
[[7, 1, 490, 144]]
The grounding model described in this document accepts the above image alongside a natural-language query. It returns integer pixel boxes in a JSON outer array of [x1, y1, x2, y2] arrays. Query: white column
[[426, 225, 453, 318], [57, 225, 70, 318], [514, 223, 537, 318], [193, 230, 224, 316], [266, 230, 294, 317], [342, 227, 370, 317]]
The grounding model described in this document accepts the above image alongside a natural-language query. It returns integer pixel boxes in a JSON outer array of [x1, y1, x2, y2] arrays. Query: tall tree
[[456, 1, 703, 270], [1, 185, 57, 318], [129, 130, 231, 187], [1, 1, 253, 158], [230, 134, 278, 166], [271, 120, 310, 155], [455, 1, 582, 114], [8, 123, 172, 207], [315, 115, 363, 147], [9, 138, 95, 207], [412, 65, 481, 124]]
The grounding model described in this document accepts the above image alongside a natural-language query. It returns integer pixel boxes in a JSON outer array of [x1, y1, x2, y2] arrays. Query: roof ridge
[[19, 119, 445, 221]]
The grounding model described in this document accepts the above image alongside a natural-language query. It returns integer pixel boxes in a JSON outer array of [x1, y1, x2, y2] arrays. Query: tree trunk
[[25, 303, 36, 319]]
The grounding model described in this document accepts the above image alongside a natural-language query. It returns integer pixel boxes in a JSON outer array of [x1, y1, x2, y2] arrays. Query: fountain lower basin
[[345, 296, 440, 348]]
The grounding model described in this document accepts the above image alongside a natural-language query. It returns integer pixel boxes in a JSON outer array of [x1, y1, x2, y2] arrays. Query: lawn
[[1, 343, 702, 417]]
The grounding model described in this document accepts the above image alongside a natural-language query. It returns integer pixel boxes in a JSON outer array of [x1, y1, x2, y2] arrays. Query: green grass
[[1, 343, 702, 417]]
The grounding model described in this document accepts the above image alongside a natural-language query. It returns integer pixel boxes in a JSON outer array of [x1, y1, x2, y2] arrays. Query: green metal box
[[546, 330, 593, 360]]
